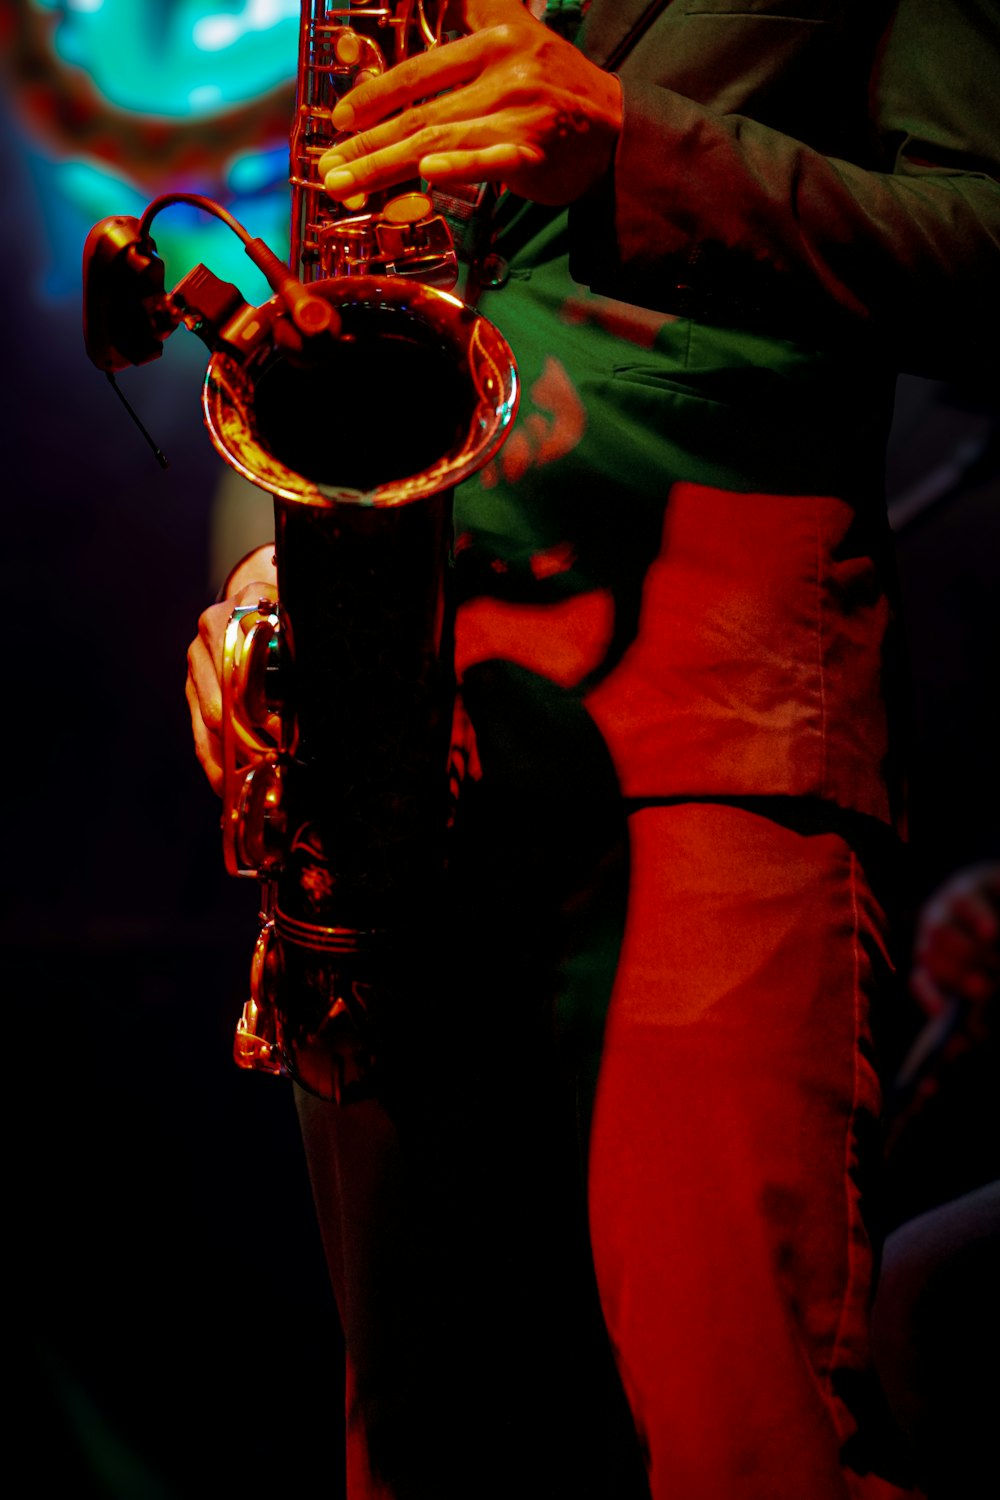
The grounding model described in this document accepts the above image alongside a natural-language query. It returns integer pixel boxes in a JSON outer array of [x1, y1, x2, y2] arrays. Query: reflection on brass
[[213, 4, 519, 1101]]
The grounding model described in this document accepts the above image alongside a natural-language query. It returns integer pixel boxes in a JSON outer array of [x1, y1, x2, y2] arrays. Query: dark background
[[4, 47, 998, 1500], [3, 75, 345, 1496]]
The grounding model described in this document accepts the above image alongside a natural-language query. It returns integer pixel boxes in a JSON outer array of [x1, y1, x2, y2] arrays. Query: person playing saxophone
[[188, 2, 1000, 1495]]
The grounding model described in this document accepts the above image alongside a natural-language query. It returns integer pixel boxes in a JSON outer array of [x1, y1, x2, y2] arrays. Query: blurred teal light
[[19, 2, 297, 300], [32, 0, 299, 117], [37, 153, 290, 303]]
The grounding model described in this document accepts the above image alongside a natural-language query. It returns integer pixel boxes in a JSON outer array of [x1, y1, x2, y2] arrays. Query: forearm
[[570, 0, 1000, 378], [570, 81, 1000, 378]]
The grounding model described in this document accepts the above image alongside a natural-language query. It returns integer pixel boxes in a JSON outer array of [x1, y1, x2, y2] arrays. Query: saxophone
[[82, 1, 519, 1101]]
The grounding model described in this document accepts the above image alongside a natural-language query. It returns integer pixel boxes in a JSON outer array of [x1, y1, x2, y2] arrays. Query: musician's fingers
[[329, 11, 545, 136], [322, 88, 532, 198], [420, 141, 541, 185], [187, 625, 225, 734], [323, 136, 434, 200], [325, 134, 544, 201], [185, 584, 274, 785], [322, 98, 450, 175], [330, 32, 485, 135], [321, 15, 620, 203], [185, 670, 224, 796]]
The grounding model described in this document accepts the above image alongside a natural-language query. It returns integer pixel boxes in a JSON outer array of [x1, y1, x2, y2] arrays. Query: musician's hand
[[910, 862, 1000, 1018], [318, 0, 622, 208], [186, 544, 278, 796]]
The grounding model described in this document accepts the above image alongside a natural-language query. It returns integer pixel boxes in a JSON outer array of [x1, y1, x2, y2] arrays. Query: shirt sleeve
[[568, 0, 1000, 382]]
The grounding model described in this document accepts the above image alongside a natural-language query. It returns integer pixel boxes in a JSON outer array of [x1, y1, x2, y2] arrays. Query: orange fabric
[[588, 804, 912, 1499], [296, 803, 920, 1499], [456, 481, 894, 822]]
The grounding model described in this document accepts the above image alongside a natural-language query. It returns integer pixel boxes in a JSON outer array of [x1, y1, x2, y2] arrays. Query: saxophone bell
[[204, 271, 517, 1103], [82, 1, 520, 1103]]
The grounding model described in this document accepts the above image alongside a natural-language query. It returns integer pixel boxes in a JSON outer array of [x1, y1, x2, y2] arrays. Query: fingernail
[[322, 152, 345, 170], [325, 168, 355, 194], [420, 155, 449, 176], [332, 103, 354, 130]]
